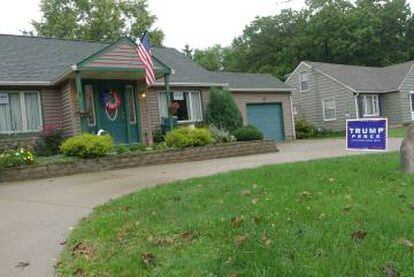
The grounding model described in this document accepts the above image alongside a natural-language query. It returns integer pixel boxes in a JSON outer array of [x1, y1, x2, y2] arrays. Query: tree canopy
[[31, 0, 164, 45], [193, 0, 414, 80]]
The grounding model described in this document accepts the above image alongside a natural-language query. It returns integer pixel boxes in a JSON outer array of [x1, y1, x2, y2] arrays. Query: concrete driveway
[[0, 138, 402, 277]]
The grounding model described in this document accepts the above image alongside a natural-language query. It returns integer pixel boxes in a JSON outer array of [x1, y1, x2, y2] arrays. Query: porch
[[70, 38, 172, 144]]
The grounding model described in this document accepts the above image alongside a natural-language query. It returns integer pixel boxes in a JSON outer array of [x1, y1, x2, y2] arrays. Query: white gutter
[[151, 82, 229, 87], [228, 88, 293, 92], [0, 81, 52, 86]]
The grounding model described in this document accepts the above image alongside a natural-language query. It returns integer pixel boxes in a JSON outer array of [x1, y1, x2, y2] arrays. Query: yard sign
[[346, 118, 388, 151]]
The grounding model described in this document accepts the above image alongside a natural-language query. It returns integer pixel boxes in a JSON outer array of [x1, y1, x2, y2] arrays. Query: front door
[[95, 81, 128, 144], [410, 92, 414, 121]]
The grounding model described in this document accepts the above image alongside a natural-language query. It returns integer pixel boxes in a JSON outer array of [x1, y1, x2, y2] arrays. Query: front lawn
[[57, 153, 414, 276]]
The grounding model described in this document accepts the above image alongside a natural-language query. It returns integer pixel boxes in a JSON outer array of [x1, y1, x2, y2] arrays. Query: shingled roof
[[303, 61, 414, 93], [0, 34, 106, 83], [0, 34, 290, 91]]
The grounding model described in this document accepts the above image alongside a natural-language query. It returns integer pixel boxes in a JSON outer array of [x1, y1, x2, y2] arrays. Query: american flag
[[136, 33, 156, 86]]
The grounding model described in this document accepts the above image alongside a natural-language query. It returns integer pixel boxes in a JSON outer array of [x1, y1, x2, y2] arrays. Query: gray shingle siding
[[395, 66, 414, 124], [287, 63, 356, 131]]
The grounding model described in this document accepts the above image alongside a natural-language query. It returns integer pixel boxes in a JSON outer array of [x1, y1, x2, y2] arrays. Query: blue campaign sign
[[346, 118, 388, 151]]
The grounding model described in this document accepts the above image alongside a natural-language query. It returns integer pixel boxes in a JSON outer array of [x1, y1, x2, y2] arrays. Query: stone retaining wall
[[0, 140, 278, 183]]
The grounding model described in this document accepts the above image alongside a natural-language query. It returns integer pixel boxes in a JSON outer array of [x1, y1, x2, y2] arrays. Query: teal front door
[[247, 103, 285, 141], [88, 80, 140, 144]]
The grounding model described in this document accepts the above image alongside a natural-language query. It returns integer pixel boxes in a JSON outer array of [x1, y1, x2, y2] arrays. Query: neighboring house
[[0, 34, 294, 145], [286, 61, 414, 131]]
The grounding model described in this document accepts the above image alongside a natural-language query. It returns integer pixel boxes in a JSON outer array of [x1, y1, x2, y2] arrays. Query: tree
[[220, 0, 414, 80], [193, 45, 226, 71], [205, 88, 243, 132], [31, 0, 164, 44]]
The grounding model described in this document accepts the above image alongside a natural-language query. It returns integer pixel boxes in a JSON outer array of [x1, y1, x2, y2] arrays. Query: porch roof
[[0, 35, 170, 85]]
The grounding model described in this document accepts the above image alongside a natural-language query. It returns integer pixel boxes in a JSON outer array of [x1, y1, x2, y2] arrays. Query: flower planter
[[0, 140, 278, 183]]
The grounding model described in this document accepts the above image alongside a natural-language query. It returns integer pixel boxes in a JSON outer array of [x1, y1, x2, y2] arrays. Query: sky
[[0, 0, 414, 50]]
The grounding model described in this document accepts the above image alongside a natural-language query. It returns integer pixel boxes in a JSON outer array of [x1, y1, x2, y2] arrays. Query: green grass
[[57, 153, 414, 276], [389, 126, 407, 138]]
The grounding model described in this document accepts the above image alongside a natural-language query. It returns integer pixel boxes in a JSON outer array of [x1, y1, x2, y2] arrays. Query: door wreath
[[101, 90, 122, 121]]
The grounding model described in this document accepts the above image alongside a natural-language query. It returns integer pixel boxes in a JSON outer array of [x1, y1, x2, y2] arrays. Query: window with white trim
[[322, 99, 336, 121], [84, 85, 96, 126], [299, 71, 309, 91], [362, 95, 380, 117], [0, 91, 42, 133], [159, 91, 203, 122]]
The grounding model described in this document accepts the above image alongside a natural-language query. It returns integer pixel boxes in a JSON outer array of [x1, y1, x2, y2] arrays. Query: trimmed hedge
[[165, 127, 213, 148], [234, 125, 264, 141], [60, 133, 114, 159]]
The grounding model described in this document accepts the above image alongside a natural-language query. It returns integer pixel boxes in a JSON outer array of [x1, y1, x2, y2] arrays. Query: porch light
[[141, 93, 147, 98]]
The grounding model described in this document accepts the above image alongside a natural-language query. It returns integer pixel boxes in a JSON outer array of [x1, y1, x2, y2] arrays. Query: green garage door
[[247, 103, 285, 141]]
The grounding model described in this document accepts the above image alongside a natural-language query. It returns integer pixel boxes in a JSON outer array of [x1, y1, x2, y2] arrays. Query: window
[[362, 95, 380, 117], [159, 91, 203, 122], [299, 71, 309, 91], [322, 99, 336, 121], [84, 85, 96, 126], [0, 91, 42, 133], [125, 86, 137, 124]]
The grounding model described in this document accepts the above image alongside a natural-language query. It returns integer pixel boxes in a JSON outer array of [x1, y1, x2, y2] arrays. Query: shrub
[[165, 127, 213, 148], [0, 148, 35, 168], [35, 125, 64, 156], [152, 130, 165, 144], [60, 133, 114, 159], [295, 116, 316, 139], [205, 88, 243, 132], [128, 144, 147, 152], [234, 125, 264, 141], [209, 125, 236, 143], [116, 145, 130, 155]]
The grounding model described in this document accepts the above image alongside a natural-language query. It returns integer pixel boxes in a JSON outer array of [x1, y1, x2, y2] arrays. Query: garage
[[246, 103, 285, 141]]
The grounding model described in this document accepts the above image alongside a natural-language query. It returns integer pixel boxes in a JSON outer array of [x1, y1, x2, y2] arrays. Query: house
[[286, 61, 414, 131], [0, 34, 294, 145]]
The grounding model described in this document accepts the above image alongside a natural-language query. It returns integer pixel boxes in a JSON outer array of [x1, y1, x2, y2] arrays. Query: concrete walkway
[[0, 138, 402, 277]]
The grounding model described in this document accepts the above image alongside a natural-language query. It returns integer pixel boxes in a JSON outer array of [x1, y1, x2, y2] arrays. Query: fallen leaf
[[400, 239, 414, 250], [234, 235, 249, 247], [74, 268, 86, 277], [72, 242, 94, 259], [383, 263, 398, 277], [329, 178, 335, 182], [252, 198, 259, 205], [150, 236, 175, 247], [59, 240, 67, 246], [181, 231, 197, 241], [15, 262, 29, 269], [141, 253, 156, 267], [230, 216, 244, 228], [343, 205, 352, 213], [229, 273, 238, 277], [253, 215, 261, 224], [261, 233, 272, 247], [241, 189, 251, 196], [410, 203, 414, 211], [351, 230, 367, 241]]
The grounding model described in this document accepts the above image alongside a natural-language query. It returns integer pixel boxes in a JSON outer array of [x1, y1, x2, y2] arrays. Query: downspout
[[289, 95, 296, 140]]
